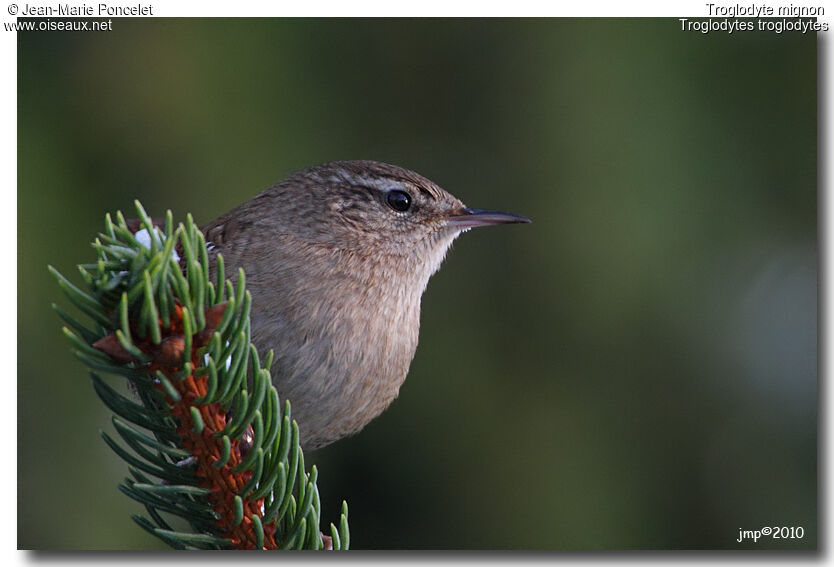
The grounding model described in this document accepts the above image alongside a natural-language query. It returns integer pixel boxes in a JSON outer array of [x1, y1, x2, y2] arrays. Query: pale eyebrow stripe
[[418, 187, 435, 200]]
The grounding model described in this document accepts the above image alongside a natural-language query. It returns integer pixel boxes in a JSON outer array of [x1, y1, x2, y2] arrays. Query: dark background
[[18, 19, 816, 549]]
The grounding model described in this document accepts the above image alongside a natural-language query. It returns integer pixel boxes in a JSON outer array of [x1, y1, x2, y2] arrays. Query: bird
[[201, 160, 529, 450]]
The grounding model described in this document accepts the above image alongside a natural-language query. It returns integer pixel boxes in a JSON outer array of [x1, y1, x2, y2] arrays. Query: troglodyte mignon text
[[202, 160, 529, 450]]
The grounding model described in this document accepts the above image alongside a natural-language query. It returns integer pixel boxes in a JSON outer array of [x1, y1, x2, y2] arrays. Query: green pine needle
[[52, 202, 349, 550]]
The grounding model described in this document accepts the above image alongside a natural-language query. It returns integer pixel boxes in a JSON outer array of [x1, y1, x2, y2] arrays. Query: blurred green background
[[18, 19, 816, 549]]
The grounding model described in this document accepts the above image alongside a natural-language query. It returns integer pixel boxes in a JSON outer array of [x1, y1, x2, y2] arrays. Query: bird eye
[[385, 190, 412, 212]]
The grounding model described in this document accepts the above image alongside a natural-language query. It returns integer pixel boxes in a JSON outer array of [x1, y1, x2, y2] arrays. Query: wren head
[[266, 160, 530, 281]]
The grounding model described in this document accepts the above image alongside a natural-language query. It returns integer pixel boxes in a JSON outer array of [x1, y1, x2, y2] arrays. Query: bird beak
[[446, 207, 531, 229]]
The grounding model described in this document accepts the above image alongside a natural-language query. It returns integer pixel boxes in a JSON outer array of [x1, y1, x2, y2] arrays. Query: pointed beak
[[446, 207, 531, 229]]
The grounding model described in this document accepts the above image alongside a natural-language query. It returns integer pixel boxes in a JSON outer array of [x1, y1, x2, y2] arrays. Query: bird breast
[[243, 241, 427, 449]]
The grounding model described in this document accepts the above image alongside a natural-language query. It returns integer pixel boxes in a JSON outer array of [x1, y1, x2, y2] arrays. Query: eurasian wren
[[202, 160, 529, 449]]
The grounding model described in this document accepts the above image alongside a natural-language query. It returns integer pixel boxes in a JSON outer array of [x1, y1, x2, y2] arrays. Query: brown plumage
[[202, 161, 529, 449]]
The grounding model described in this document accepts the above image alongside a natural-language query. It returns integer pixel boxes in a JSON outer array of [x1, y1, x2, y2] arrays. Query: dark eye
[[385, 189, 412, 212]]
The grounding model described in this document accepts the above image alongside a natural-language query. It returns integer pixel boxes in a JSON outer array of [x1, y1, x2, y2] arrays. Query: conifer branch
[[51, 201, 349, 550]]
